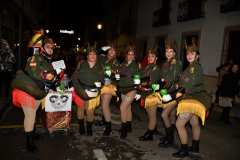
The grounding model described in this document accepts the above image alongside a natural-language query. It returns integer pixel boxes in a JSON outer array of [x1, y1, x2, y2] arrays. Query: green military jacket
[[141, 63, 161, 99], [177, 60, 202, 94], [160, 56, 182, 88], [16, 53, 53, 87], [176, 60, 211, 110], [97, 56, 121, 71], [71, 61, 105, 90], [118, 61, 143, 88]]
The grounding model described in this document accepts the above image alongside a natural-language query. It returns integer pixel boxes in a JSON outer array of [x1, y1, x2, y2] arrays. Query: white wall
[[137, 0, 240, 76]]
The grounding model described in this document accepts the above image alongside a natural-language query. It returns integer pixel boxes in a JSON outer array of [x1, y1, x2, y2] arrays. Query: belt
[[78, 79, 96, 89]]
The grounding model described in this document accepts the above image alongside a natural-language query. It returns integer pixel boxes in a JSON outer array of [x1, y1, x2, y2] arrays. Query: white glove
[[68, 87, 74, 91], [135, 94, 141, 101], [95, 82, 101, 87], [115, 74, 120, 80], [162, 94, 172, 102], [155, 84, 160, 90], [102, 46, 111, 51], [56, 87, 61, 91], [106, 70, 111, 77], [56, 68, 62, 75]]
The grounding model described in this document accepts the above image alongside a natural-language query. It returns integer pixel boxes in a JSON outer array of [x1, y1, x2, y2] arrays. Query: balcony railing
[[152, 7, 172, 27], [120, 19, 133, 34], [177, 0, 206, 22], [220, 0, 240, 13]]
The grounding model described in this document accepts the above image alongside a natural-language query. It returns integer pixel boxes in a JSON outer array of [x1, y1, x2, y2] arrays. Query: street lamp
[[46, 30, 49, 33], [97, 24, 102, 29], [76, 45, 78, 47], [78, 38, 81, 40], [55, 43, 57, 46]]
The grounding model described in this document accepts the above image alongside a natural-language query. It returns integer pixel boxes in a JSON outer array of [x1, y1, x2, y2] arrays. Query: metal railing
[[152, 7, 172, 27], [220, 0, 240, 13], [177, 0, 206, 22]]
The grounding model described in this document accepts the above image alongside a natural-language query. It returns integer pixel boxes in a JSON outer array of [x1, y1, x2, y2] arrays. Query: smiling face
[[126, 51, 135, 61], [1, 43, 6, 51], [108, 48, 116, 57], [148, 54, 157, 64], [42, 43, 54, 55], [187, 52, 199, 64], [232, 64, 238, 73], [165, 49, 175, 60], [87, 52, 97, 62]]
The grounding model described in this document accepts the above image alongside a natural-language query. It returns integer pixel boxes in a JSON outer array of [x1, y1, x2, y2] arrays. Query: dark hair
[[223, 62, 231, 68]]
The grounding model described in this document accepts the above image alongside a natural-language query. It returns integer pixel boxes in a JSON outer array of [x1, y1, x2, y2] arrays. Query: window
[[152, 0, 172, 27], [177, 0, 206, 22], [221, 26, 240, 67], [220, 0, 240, 13]]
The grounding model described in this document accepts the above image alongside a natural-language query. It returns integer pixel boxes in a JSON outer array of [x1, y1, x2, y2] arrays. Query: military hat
[[148, 45, 162, 57], [32, 34, 54, 47], [108, 40, 117, 50], [165, 39, 178, 51], [86, 41, 97, 53], [126, 44, 136, 54], [184, 38, 199, 54]]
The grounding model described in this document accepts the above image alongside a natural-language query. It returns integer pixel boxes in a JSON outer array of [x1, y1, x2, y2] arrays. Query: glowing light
[[97, 24, 102, 29], [46, 30, 49, 33]]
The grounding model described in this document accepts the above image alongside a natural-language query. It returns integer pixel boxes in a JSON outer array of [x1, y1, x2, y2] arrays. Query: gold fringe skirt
[[163, 100, 177, 109], [177, 99, 207, 125], [101, 83, 119, 102], [142, 92, 162, 108]]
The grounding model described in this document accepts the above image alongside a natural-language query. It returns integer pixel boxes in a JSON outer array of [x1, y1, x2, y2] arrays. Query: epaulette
[[138, 62, 142, 69], [170, 59, 176, 65]]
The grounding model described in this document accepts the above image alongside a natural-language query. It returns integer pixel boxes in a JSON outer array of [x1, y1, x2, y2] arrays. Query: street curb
[[212, 106, 236, 117]]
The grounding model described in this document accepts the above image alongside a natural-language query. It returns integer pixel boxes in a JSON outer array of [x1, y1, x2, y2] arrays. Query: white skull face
[[49, 95, 69, 109]]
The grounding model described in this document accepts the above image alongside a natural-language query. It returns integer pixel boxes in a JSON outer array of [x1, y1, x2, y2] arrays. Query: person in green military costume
[[71, 42, 105, 137], [95, 40, 121, 136], [138, 45, 161, 141], [11, 33, 64, 153], [162, 38, 211, 158], [118, 44, 143, 139], [159, 39, 182, 148]]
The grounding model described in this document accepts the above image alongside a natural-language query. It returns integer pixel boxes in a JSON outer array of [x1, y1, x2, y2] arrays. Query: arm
[[7, 50, 16, 65]]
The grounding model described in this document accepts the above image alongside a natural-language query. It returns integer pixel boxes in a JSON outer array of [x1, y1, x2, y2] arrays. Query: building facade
[[0, 0, 50, 69], [136, 0, 240, 95], [84, 0, 139, 56]]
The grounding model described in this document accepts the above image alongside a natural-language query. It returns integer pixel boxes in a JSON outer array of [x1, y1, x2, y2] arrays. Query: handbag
[[218, 96, 233, 107]]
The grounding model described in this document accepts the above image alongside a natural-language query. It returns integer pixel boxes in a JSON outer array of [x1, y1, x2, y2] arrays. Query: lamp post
[[97, 24, 102, 30]]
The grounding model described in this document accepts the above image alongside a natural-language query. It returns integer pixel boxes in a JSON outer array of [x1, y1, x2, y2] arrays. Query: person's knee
[[161, 112, 168, 120]]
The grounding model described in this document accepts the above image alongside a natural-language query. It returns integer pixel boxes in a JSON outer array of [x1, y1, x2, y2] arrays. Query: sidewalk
[[211, 102, 240, 117]]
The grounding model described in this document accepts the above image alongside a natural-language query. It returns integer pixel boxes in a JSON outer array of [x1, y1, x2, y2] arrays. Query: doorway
[[155, 35, 167, 66]]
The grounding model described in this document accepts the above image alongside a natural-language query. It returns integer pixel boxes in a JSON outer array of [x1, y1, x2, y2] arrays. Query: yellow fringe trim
[[41, 97, 46, 109], [144, 92, 162, 108], [88, 95, 100, 110], [177, 100, 207, 125], [163, 100, 177, 109], [100, 83, 119, 102]]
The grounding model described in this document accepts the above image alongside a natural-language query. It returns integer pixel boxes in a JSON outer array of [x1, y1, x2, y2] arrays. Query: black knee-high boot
[[160, 124, 175, 141], [25, 131, 37, 153], [87, 121, 93, 136], [120, 123, 127, 139], [95, 115, 107, 126], [158, 127, 174, 148], [78, 119, 86, 135], [103, 122, 112, 136], [139, 129, 153, 141], [172, 144, 189, 158], [188, 140, 199, 153], [33, 124, 43, 141]]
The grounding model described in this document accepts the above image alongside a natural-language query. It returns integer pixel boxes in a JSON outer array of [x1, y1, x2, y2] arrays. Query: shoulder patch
[[170, 59, 176, 65], [31, 56, 36, 62], [190, 66, 194, 73], [30, 62, 36, 66]]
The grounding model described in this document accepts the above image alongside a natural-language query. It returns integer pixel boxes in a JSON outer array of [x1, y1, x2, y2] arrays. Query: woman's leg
[[85, 100, 94, 136], [161, 103, 177, 128], [120, 91, 136, 123], [188, 114, 201, 153], [120, 91, 136, 138], [172, 112, 193, 158], [101, 94, 112, 122], [176, 112, 193, 144]]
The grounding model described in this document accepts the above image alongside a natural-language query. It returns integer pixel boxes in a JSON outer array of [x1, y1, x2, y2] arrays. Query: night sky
[[49, 0, 103, 27]]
